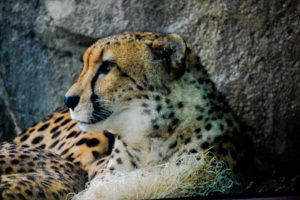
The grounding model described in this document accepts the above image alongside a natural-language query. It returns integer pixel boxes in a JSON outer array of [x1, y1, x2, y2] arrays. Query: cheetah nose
[[64, 95, 80, 110]]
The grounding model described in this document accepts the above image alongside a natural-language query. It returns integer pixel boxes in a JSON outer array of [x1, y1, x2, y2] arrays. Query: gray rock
[[0, 96, 17, 141], [0, 0, 299, 192]]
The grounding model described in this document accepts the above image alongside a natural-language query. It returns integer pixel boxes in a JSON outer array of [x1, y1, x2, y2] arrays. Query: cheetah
[[65, 32, 246, 177], [0, 32, 248, 199]]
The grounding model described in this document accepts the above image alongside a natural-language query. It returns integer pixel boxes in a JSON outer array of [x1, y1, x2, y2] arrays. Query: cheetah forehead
[[82, 31, 187, 79], [90, 32, 162, 56], [97, 32, 162, 46], [79, 32, 169, 80]]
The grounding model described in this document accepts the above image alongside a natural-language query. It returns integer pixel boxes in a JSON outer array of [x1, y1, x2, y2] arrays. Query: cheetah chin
[[78, 105, 153, 143]]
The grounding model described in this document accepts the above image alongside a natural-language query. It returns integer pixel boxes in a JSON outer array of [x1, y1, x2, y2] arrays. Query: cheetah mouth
[[90, 107, 113, 124], [76, 109, 113, 132], [77, 112, 112, 126], [71, 107, 112, 126]]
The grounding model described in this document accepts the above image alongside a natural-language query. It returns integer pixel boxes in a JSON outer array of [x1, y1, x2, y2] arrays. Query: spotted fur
[[0, 142, 86, 200], [13, 107, 114, 179], [1, 107, 114, 199]]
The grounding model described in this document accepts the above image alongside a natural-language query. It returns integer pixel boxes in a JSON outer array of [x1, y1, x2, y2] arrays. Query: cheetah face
[[65, 32, 186, 139]]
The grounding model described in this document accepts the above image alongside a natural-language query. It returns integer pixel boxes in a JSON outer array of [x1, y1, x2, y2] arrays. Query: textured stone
[[0, 0, 299, 192], [0, 96, 16, 141]]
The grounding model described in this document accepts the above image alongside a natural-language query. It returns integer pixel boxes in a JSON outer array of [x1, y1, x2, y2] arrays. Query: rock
[[0, 0, 299, 192], [0, 96, 17, 141]]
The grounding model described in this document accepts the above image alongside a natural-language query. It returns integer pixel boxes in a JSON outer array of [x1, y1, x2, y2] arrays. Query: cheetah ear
[[150, 33, 186, 79]]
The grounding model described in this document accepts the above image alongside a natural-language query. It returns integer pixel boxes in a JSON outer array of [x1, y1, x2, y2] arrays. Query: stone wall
[[0, 0, 299, 192]]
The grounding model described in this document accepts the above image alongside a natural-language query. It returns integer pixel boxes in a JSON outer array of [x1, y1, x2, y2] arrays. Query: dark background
[[0, 0, 299, 194]]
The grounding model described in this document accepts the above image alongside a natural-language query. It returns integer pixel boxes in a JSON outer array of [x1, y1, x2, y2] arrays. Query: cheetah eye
[[99, 61, 117, 75]]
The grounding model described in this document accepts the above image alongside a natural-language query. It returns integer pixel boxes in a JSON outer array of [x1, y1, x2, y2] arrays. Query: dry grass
[[73, 150, 241, 200]]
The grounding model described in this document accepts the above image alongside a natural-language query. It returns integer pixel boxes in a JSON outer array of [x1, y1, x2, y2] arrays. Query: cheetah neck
[[110, 69, 226, 165], [145, 71, 217, 162]]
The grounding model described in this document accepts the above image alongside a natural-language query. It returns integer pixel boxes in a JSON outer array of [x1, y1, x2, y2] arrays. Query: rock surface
[[0, 0, 299, 192]]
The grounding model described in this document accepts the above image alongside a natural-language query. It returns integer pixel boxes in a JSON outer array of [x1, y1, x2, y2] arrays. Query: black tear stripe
[[91, 66, 102, 92], [90, 60, 105, 113], [90, 57, 117, 122], [86, 44, 100, 111]]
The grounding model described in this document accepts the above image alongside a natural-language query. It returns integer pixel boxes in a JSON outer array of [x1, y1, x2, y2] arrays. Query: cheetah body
[[0, 32, 245, 199]]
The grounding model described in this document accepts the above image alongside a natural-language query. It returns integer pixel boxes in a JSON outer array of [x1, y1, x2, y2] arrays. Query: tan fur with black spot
[[0, 142, 86, 200], [13, 107, 113, 175]]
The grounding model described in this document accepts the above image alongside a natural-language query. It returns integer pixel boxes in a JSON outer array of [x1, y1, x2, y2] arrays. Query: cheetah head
[[65, 32, 188, 142]]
